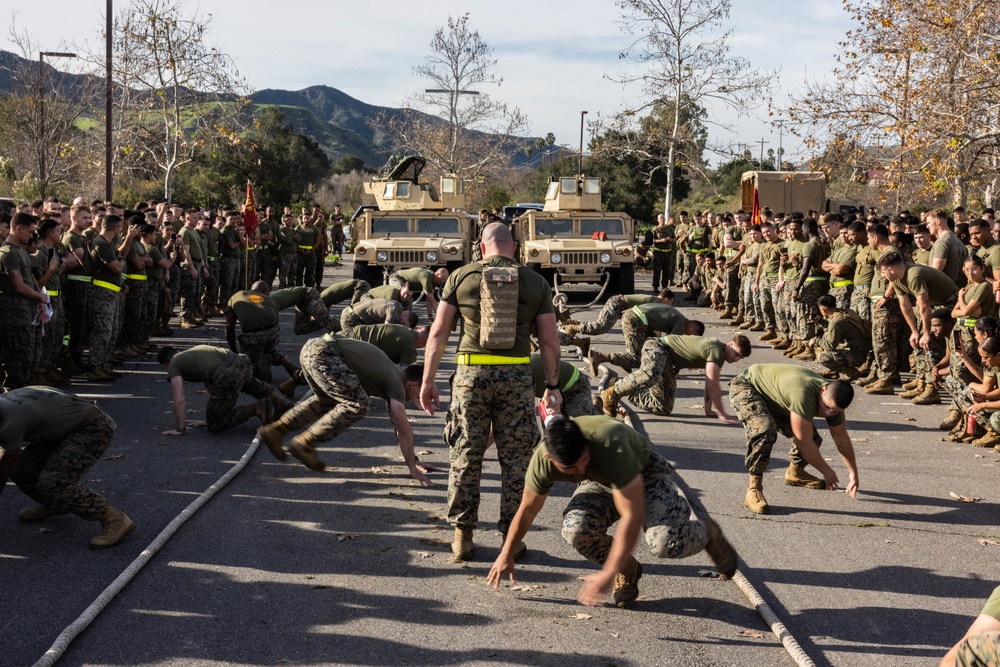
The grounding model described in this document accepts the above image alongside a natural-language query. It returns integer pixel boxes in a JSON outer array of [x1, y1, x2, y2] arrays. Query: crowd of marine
[[1, 197, 997, 664]]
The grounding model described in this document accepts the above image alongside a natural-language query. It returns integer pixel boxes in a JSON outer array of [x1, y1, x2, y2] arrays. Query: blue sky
[[5, 0, 855, 165]]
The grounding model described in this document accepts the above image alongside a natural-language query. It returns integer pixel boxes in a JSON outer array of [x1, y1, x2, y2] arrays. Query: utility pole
[[106, 0, 113, 202], [757, 138, 770, 170]]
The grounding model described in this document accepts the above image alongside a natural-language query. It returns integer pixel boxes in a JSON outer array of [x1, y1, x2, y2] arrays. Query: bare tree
[[379, 13, 528, 189], [600, 0, 775, 217], [97, 0, 249, 201]]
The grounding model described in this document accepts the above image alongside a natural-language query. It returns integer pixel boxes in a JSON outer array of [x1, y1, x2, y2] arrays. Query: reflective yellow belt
[[456, 354, 529, 365], [298, 245, 314, 250], [805, 276, 829, 282], [125, 273, 147, 281], [247, 246, 257, 250], [831, 279, 853, 288], [48, 289, 60, 297], [563, 366, 581, 392], [652, 247, 671, 253], [631, 305, 648, 325], [93, 279, 121, 292], [957, 316, 978, 327], [690, 248, 710, 254], [67, 274, 92, 283]]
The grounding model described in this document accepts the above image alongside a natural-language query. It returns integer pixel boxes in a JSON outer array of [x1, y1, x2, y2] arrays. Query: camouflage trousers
[[957, 322, 983, 369], [203, 259, 220, 309], [954, 631, 1000, 667], [120, 279, 147, 346], [605, 310, 649, 372], [729, 375, 822, 475], [292, 288, 331, 336], [276, 336, 369, 442], [950, 378, 1000, 432], [339, 307, 366, 338], [723, 263, 740, 307], [758, 275, 778, 331], [829, 284, 853, 311], [850, 285, 872, 324], [64, 280, 90, 363], [141, 278, 163, 343], [38, 296, 65, 374], [795, 279, 829, 340], [180, 263, 204, 319], [0, 295, 39, 390], [580, 295, 629, 336], [561, 374, 595, 418], [86, 285, 121, 367], [611, 338, 676, 416], [562, 452, 707, 565], [220, 257, 240, 305], [206, 354, 272, 433], [246, 250, 258, 287], [278, 252, 297, 288], [872, 299, 905, 381], [444, 364, 538, 534], [776, 283, 794, 336], [9, 411, 116, 521], [681, 252, 697, 284], [742, 275, 763, 324], [651, 250, 673, 290], [258, 249, 276, 287], [313, 248, 326, 287], [238, 325, 287, 383], [816, 348, 864, 374], [296, 251, 316, 287], [330, 226, 346, 255], [913, 334, 947, 383]]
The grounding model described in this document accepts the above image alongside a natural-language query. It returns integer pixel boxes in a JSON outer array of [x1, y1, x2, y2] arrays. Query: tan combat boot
[[939, 409, 963, 431], [793, 345, 816, 361], [744, 475, 770, 514], [575, 337, 591, 360], [731, 310, 745, 327], [562, 324, 582, 336], [782, 341, 802, 357], [288, 433, 326, 471], [747, 322, 765, 332], [278, 377, 299, 399], [702, 517, 738, 578], [899, 379, 926, 399], [587, 350, 609, 377], [719, 306, 735, 320], [971, 428, 1000, 448], [912, 384, 941, 405], [771, 336, 792, 350], [257, 421, 290, 461], [90, 506, 136, 549], [864, 378, 895, 395], [783, 463, 826, 489], [601, 382, 620, 418], [19, 504, 68, 522], [452, 527, 474, 562], [759, 329, 777, 342], [612, 556, 644, 608]]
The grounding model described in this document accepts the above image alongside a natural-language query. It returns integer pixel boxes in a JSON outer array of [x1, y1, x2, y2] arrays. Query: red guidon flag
[[243, 181, 259, 237], [750, 187, 761, 225]]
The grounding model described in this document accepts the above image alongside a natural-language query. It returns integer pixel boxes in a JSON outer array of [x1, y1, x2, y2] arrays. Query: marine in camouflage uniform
[[340, 298, 404, 338], [219, 220, 243, 305], [320, 279, 371, 308], [607, 338, 678, 415], [755, 223, 783, 335], [793, 234, 830, 345], [3, 387, 134, 549], [198, 220, 221, 314], [529, 355, 594, 418], [271, 286, 331, 335], [420, 223, 561, 560], [590, 304, 694, 373], [557, 293, 663, 347], [0, 231, 43, 390], [85, 221, 126, 377], [226, 287, 296, 384], [119, 226, 149, 349]]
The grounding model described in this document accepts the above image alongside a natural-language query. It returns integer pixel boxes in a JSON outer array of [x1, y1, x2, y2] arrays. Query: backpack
[[479, 265, 519, 349]]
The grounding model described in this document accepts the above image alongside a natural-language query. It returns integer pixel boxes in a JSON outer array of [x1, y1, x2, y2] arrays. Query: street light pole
[[38, 50, 77, 194], [579, 110, 588, 174], [106, 0, 114, 203]]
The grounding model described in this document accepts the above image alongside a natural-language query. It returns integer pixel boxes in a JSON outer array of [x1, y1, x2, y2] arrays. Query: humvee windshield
[[416, 217, 461, 235], [372, 217, 410, 234], [535, 219, 574, 236], [580, 219, 624, 236]]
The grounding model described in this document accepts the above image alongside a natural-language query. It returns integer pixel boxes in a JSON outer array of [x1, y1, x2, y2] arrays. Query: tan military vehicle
[[512, 175, 634, 295], [352, 155, 473, 285]]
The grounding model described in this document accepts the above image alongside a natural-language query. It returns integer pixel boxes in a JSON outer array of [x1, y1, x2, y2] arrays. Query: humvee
[[512, 175, 634, 295], [352, 155, 473, 285]]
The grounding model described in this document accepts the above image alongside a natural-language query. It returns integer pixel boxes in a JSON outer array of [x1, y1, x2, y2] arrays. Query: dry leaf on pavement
[[977, 539, 999, 547], [571, 613, 593, 620], [102, 454, 124, 461], [950, 492, 983, 503], [739, 630, 765, 639]]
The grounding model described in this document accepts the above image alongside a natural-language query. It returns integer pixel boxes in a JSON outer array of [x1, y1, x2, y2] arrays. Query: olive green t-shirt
[[397, 267, 435, 293], [124, 239, 147, 278], [145, 243, 165, 281], [0, 242, 36, 293], [660, 334, 725, 370], [977, 243, 1000, 277], [0, 387, 97, 452], [830, 244, 858, 278], [369, 284, 413, 310], [982, 585, 1000, 621], [853, 245, 876, 285], [321, 280, 363, 306], [331, 335, 406, 403], [166, 345, 233, 383], [528, 355, 579, 397], [818, 311, 869, 351], [759, 240, 784, 275], [743, 363, 846, 427], [963, 280, 997, 318], [62, 230, 91, 278], [277, 226, 298, 253], [227, 291, 279, 329], [270, 286, 310, 311], [350, 298, 402, 324], [201, 226, 221, 259], [802, 238, 829, 279], [89, 236, 122, 286], [651, 224, 675, 251], [913, 247, 931, 266], [296, 224, 319, 249], [443, 255, 554, 357], [782, 239, 805, 282], [32, 247, 64, 291], [351, 324, 419, 365], [930, 232, 969, 285], [221, 226, 242, 258], [891, 263, 959, 306], [525, 416, 652, 495], [633, 304, 687, 334], [623, 294, 658, 307], [180, 226, 204, 261]]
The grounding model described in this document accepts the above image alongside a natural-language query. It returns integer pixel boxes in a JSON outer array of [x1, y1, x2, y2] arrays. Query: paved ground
[[2, 262, 997, 666]]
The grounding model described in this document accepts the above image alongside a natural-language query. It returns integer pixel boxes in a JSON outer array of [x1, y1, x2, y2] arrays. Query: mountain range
[[0, 49, 554, 170]]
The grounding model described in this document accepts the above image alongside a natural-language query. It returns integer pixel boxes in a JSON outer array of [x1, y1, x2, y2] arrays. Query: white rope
[[32, 438, 261, 667], [618, 403, 818, 667]]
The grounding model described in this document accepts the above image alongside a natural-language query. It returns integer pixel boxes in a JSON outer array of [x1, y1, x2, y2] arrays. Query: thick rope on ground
[[618, 397, 818, 667], [32, 439, 261, 667]]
